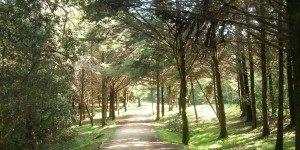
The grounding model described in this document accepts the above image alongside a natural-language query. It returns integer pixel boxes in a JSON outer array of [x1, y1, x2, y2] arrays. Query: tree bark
[[269, 72, 276, 117], [275, 13, 284, 150], [101, 77, 107, 126], [248, 32, 257, 129], [179, 47, 189, 145], [79, 68, 85, 126], [123, 88, 128, 112], [109, 86, 115, 120], [167, 86, 172, 111], [241, 47, 252, 122], [212, 55, 228, 138], [287, 48, 295, 127], [161, 83, 165, 117], [286, 0, 300, 147], [190, 76, 198, 122], [259, 0, 270, 136], [156, 71, 160, 121]]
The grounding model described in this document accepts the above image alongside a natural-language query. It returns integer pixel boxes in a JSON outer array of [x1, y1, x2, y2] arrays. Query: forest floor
[[100, 105, 183, 149]]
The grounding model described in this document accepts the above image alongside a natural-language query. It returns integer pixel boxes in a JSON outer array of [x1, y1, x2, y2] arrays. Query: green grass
[[67, 118, 117, 150], [154, 104, 295, 150]]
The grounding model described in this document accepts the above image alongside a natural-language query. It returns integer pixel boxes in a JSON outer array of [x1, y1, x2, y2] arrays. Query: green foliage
[[0, 1, 77, 149]]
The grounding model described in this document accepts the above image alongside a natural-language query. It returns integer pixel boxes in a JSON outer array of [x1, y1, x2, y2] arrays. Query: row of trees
[[1, 0, 299, 149], [81, 0, 300, 148]]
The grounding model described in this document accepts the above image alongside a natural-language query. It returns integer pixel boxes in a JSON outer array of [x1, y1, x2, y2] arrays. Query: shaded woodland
[[0, 0, 299, 149]]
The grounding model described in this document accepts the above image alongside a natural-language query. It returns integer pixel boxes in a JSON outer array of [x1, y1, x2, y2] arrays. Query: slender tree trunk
[[109, 86, 115, 120], [241, 49, 252, 122], [151, 85, 154, 115], [275, 13, 284, 150], [212, 65, 218, 112], [79, 68, 85, 126], [123, 89, 127, 112], [212, 55, 228, 138], [287, 48, 295, 127], [101, 78, 107, 126], [179, 47, 189, 145], [269, 72, 276, 117], [138, 97, 141, 107], [259, 0, 270, 135], [237, 53, 245, 115], [248, 33, 257, 129], [287, 0, 300, 146], [156, 71, 160, 121], [117, 93, 120, 115], [168, 86, 172, 111], [161, 83, 165, 117], [190, 76, 198, 122]]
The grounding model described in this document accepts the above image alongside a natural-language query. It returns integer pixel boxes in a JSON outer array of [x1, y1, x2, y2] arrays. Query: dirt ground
[[100, 106, 183, 150]]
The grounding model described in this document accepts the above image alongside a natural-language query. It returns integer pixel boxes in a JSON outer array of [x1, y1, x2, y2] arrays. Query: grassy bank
[[154, 104, 295, 149]]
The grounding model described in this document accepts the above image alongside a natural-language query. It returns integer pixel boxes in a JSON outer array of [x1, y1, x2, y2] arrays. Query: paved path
[[100, 108, 183, 150]]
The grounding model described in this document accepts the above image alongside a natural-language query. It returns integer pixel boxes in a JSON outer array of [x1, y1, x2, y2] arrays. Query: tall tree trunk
[[109, 86, 115, 120], [79, 68, 85, 126], [248, 33, 257, 129], [269, 72, 276, 117], [241, 48, 252, 122], [161, 83, 165, 117], [101, 77, 107, 126], [190, 76, 198, 122], [117, 93, 120, 115], [138, 97, 141, 107], [212, 64, 219, 112], [287, 0, 300, 147], [212, 55, 228, 138], [237, 52, 245, 114], [275, 13, 284, 150], [179, 47, 189, 145], [287, 47, 295, 127], [259, 0, 270, 136], [123, 89, 128, 112], [151, 85, 154, 115], [167, 86, 172, 111], [156, 71, 160, 121]]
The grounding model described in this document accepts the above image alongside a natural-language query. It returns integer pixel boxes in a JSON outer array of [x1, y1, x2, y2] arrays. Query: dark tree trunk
[[79, 68, 85, 126], [287, 49, 295, 127], [179, 47, 189, 145], [138, 97, 141, 107], [101, 78, 107, 126], [248, 34, 257, 129], [275, 13, 284, 150], [156, 71, 160, 121], [241, 49, 252, 122], [245, 2, 257, 129], [117, 93, 120, 115], [161, 83, 165, 117], [237, 52, 245, 114], [190, 76, 198, 122], [269, 72, 276, 117], [123, 89, 128, 112], [212, 55, 228, 138], [167, 86, 173, 111], [259, 0, 270, 136], [109, 86, 115, 120], [286, 1, 300, 147]]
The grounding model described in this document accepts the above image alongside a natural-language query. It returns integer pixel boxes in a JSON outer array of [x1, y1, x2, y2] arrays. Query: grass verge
[[154, 104, 295, 150]]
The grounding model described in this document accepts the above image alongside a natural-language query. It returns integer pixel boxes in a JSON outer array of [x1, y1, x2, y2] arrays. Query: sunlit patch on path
[[100, 106, 182, 150]]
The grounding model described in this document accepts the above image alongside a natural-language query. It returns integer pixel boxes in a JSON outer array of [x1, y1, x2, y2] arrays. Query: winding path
[[100, 106, 183, 150]]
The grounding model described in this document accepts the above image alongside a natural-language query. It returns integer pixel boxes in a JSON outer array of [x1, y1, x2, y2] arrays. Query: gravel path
[[100, 107, 183, 150]]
